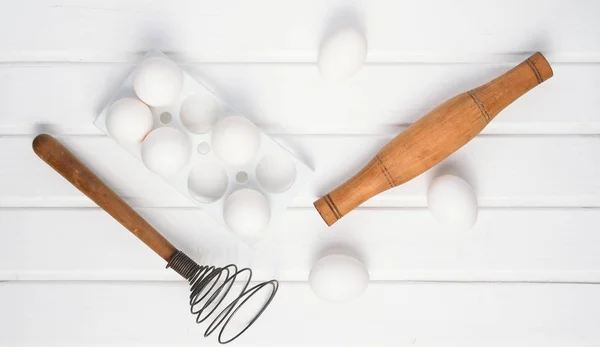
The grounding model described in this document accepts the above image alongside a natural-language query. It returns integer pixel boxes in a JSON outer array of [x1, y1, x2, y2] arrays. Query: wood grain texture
[[315, 53, 553, 225], [32, 134, 177, 261]]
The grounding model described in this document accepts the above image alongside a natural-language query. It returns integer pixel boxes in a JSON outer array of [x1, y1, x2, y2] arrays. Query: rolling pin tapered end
[[314, 195, 340, 226], [527, 52, 553, 83]]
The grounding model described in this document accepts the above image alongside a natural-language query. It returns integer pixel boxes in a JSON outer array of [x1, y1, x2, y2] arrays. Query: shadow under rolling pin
[[314, 52, 553, 226]]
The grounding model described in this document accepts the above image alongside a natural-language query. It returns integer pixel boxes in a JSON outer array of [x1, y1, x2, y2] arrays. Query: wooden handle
[[315, 52, 553, 226], [32, 134, 177, 261]]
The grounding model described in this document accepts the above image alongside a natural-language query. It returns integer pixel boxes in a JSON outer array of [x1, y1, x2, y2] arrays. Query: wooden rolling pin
[[314, 52, 553, 226]]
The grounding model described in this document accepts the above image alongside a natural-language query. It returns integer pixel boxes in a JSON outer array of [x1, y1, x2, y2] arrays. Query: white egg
[[133, 57, 183, 107], [223, 189, 270, 237], [141, 127, 191, 177], [180, 93, 221, 134], [318, 27, 367, 80], [211, 116, 260, 167], [105, 98, 153, 143], [427, 175, 478, 230], [256, 153, 297, 193], [309, 253, 369, 302], [187, 162, 229, 203]]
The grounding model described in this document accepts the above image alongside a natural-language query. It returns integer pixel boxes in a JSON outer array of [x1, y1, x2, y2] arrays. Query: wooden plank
[[1, 135, 598, 208], [1, 281, 599, 346], [1, 1, 598, 345], [0, 63, 598, 135], [1, 0, 600, 62], [2, 208, 600, 282]]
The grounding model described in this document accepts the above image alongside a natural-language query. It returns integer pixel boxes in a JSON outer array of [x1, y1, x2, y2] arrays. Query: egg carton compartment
[[94, 50, 312, 245]]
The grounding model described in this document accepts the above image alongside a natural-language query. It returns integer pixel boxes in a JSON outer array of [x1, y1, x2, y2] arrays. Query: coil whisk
[[167, 251, 279, 344], [30, 135, 279, 344]]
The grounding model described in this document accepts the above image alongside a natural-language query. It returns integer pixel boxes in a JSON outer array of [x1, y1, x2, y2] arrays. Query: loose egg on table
[[309, 253, 369, 302], [318, 27, 367, 80], [105, 97, 154, 144], [133, 56, 184, 107], [142, 127, 191, 177], [427, 175, 478, 230], [212, 116, 261, 167], [223, 188, 271, 238]]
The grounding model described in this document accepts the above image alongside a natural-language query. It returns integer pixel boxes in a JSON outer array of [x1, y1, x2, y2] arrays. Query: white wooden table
[[1, 0, 600, 345]]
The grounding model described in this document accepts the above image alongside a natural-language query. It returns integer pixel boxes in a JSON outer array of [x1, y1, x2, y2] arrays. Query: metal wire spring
[[167, 250, 279, 344]]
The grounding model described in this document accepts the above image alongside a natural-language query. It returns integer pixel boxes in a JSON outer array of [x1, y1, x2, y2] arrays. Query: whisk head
[[167, 250, 279, 344]]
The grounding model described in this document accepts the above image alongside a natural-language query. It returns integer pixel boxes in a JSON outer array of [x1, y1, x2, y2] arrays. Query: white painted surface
[[1, 0, 599, 345], [2, 282, 600, 346], [1, 0, 600, 62], [2, 135, 599, 207], [2, 64, 600, 135]]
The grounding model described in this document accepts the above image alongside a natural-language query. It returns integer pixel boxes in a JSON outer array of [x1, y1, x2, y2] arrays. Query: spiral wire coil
[[167, 250, 279, 344]]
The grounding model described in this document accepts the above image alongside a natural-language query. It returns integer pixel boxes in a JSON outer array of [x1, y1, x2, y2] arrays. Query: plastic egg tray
[[94, 50, 312, 244]]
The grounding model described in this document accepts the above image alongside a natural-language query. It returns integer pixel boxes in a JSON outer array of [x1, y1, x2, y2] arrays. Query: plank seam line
[[4, 279, 600, 285], [2, 206, 600, 212]]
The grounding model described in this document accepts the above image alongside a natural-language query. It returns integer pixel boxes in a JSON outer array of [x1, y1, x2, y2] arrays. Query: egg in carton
[[94, 51, 312, 245]]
